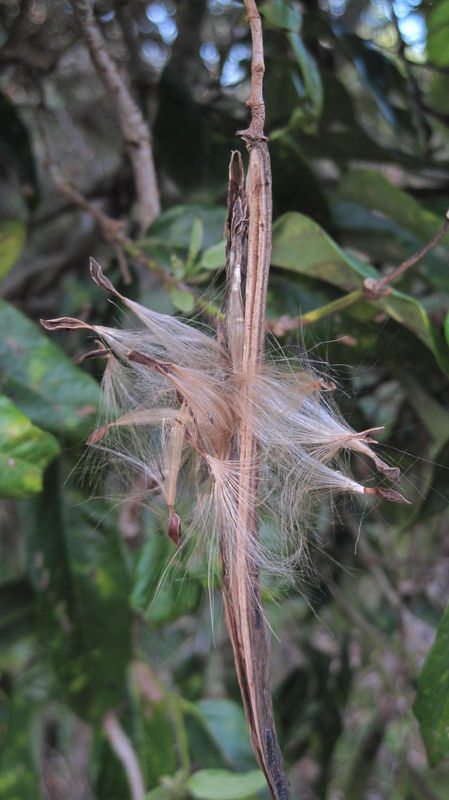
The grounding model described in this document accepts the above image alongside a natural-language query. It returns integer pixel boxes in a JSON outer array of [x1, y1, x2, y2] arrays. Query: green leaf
[[186, 769, 266, 800], [129, 666, 179, 790], [0, 394, 60, 497], [270, 135, 331, 225], [414, 601, 449, 766], [186, 217, 204, 268], [428, 72, 449, 114], [332, 199, 449, 291], [402, 379, 449, 448], [144, 788, 172, 800], [195, 699, 258, 773], [200, 240, 226, 271], [131, 528, 201, 627], [141, 204, 227, 272], [271, 212, 449, 375], [338, 34, 414, 133], [145, 204, 226, 250], [0, 688, 42, 799], [170, 286, 195, 314], [20, 468, 132, 722], [0, 299, 99, 437], [260, 0, 301, 32], [0, 219, 26, 281], [336, 170, 446, 244], [427, 0, 449, 67], [288, 32, 323, 128], [444, 308, 449, 349]]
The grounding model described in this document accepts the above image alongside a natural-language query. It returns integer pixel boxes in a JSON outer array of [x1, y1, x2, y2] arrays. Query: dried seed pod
[[41, 262, 408, 587]]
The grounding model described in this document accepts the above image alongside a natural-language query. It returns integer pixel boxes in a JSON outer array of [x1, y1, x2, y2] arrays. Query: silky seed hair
[[41, 259, 408, 592]]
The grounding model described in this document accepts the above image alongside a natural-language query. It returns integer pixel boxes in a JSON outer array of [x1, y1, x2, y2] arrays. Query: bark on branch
[[71, 0, 160, 231]]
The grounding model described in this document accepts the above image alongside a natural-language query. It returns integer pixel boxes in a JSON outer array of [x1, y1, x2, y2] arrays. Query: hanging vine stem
[[220, 2, 291, 798]]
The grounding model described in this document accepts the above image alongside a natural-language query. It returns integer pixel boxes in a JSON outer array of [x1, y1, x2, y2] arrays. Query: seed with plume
[[41, 259, 409, 589]]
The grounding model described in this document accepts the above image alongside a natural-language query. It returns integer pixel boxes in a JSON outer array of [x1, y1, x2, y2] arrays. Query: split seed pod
[[41, 258, 409, 592]]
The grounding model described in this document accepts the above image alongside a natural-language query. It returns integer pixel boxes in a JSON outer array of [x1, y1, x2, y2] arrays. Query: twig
[[267, 212, 449, 336], [37, 104, 224, 309], [102, 712, 146, 800], [220, 3, 291, 798], [372, 211, 449, 291], [71, 0, 160, 231]]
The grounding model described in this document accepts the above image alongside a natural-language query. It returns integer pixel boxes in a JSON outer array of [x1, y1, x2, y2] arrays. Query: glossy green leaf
[[414, 601, 449, 765], [332, 200, 449, 291], [0, 394, 60, 498], [336, 170, 446, 244], [186, 769, 266, 800], [0, 299, 99, 437], [0, 219, 26, 282], [271, 212, 449, 375], [20, 468, 132, 722], [196, 699, 258, 773]]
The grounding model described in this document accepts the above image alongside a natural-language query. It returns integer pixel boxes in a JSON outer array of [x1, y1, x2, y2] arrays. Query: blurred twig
[[36, 106, 132, 284], [71, 0, 160, 231], [103, 712, 146, 800], [37, 102, 222, 315]]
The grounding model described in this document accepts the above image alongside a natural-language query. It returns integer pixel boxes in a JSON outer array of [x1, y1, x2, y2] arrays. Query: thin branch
[[37, 103, 224, 312], [36, 105, 132, 283], [71, 0, 160, 231], [267, 212, 449, 336], [373, 211, 449, 290], [102, 712, 146, 800]]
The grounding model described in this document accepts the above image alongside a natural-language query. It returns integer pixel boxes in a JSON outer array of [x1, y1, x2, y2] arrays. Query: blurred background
[[1, 0, 449, 798]]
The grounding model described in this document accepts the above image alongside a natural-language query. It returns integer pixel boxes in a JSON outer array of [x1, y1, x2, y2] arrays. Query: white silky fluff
[[42, 263, 405, 591]]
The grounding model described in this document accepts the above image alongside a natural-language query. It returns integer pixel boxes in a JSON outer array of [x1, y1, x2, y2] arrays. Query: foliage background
[[1, 0, 449, 797]]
